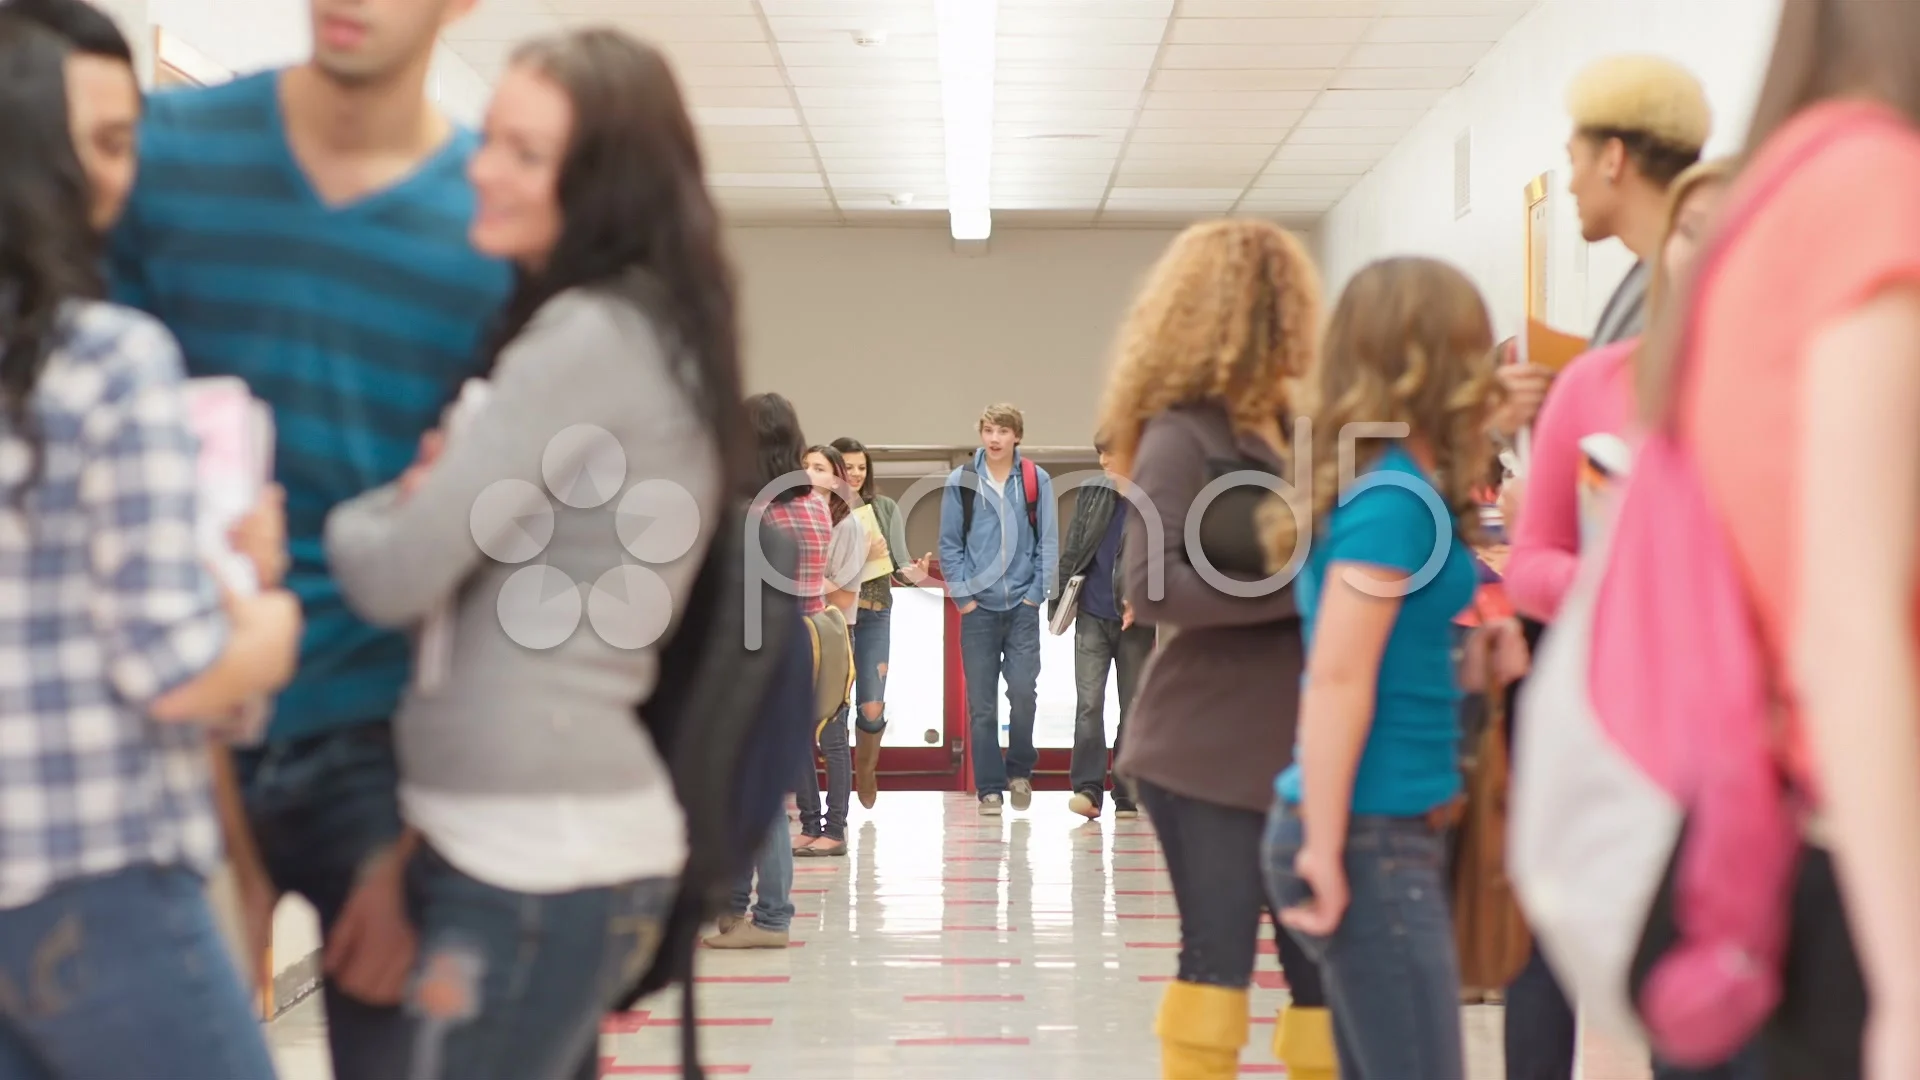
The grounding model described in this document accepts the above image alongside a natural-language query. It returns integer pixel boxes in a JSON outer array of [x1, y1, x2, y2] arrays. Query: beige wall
[[728, 226, 1193, 450]]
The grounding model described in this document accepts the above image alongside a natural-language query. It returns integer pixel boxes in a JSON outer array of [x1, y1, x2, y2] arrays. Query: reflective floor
[[268, 791, 1652, 1079]]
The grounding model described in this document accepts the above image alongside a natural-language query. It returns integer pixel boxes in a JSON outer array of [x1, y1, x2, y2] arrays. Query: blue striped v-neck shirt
[[110, 71, 512, 742]]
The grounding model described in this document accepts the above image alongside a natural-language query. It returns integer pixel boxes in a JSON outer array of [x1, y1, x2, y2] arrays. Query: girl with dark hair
[[323, 27, 746, 1073], [1633, 3, 1920, 1075], [831, 436, 929, 810], [793, 443, 868, 856], [707, 391, 833, 949], [0, 15, 300, 1077]]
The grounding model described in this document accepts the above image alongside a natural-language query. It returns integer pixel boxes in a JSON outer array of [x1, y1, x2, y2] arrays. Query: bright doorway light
[[935, 0, 997, 242]]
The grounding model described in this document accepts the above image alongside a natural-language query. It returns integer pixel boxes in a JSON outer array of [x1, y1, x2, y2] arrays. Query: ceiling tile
[[1116, 171, 1261, 189], [712, 187, 832, 204], [1168, 17, 1371, 45], [444, 8, 562, 42], [1285, 125, 1404, 145], [698, 125, 812, 145], [998, 13, 1169, 44], [1365, 14, 1527, 42], [1178, 0, 1386, 13], [652, 41, 778, 66], [1159, 43, 1353, 68], [1380, 0, 1533, 19], [802, 104, 945, 125], [1131, 128, 1291, 145], [551, 1, 755, 14], [1296, 106, 1428, 128], [1261, 158, 1369, 175], [1143, 90, 1317, 111], [1329, 67, 1469, 90], [997, 41, 1162, 67], [778, 39, 938, 66], [994, 209, 1102, 227], [675, 66, 789, 88], [1314, 87, 1448, 109], [692, 106, 801, 126], [767, 14, 938, 39], [685, 87, 796, 109], [1136, 109, 1301, 130], [997, 88, 1145, 110], [1110, 187, 1245, 200], [1121, 143, 1275, 165], [1343, 42, 1491, 67], [1274, 142, 1387, 162], [708, 173, 827, 188], [786, 64, 941, 87], [998, 0, 1175, 15], [795, 85, 943, 107], [759, 0, 943, 15], [1148, 68, 1333, 92], [995, 198, 1106, 212], [996, 67, 1151, 91]]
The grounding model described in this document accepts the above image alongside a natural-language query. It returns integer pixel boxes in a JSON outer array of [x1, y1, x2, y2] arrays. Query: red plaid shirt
[[762, 491, 833, 616]]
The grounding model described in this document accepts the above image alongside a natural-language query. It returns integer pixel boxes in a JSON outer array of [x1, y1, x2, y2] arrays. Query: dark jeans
[[1266, 802, 1463, 1080], [235, 722, 409, 1079], [1505, 944, 1577, 1080], [799, 706, 851, 841], [404, 847, 675, 1080], [1067, 613, 1153, 805], [0, 865, 277, 1079], [960, 603, 1042, 799], [731, 817, 796, 933], [1136, 780, 1324, 1005], [852, 606, 891, 734]]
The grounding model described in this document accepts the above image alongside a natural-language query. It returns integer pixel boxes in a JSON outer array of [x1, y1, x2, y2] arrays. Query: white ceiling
[[445, 0, 1538, 229]]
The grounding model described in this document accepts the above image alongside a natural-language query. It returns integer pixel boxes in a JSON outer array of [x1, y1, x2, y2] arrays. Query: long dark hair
[[0, 15, 101, 496], [487, 28, 747, 492], [804, 444, 850, 524], [747, 392, 807, 504], [830, 436, 873, 499]]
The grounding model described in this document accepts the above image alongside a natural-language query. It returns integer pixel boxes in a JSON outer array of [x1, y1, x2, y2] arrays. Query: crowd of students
[[0, 0, 1918, 1078]]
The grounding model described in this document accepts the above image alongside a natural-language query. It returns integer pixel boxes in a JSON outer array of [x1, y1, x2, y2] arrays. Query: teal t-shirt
[[1276, 443, 1475, 816]]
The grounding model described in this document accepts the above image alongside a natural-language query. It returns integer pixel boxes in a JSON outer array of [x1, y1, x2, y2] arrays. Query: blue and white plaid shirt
[[0, 301, 228, 909]]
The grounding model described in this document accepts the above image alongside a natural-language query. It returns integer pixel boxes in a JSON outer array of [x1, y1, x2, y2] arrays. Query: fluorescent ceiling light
[[935, 0, 997, 242]]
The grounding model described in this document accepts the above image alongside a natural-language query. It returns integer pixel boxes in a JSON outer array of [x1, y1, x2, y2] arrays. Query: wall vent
[[1454, 128, 1473, 220]]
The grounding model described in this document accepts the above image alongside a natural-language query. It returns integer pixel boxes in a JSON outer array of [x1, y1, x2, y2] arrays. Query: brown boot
[[854, 724, 883, 809], [703, 922, 789, 950]]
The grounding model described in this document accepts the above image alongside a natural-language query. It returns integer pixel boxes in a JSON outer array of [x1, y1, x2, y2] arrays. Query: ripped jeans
[[404, 846, 675, 1080]]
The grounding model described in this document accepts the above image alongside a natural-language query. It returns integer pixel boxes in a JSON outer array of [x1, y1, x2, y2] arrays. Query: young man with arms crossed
[[1055, 432, 1153, 820], [939, 403, 1059, 816], [111, 0, 510, 1074]]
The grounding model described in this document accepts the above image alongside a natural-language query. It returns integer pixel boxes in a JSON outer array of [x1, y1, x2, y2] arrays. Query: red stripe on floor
[[695, 976, 791, 984], [902, 994, 1027, 1002], [890, 1030, 1029, 1037]]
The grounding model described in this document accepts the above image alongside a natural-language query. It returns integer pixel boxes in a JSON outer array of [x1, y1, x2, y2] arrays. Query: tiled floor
[[268, 791, 1652, 1079]]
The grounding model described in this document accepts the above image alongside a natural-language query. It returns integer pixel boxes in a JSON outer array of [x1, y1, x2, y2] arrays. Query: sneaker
[[979, 794, 1003, 816], [1067, 791, 1100, 820], [854, 724, 883, 809], [1113, 800, 1140, 819], [1009, 778, 1033, 812], [704, 921, 789, 950], [798, 838, 846, 857]]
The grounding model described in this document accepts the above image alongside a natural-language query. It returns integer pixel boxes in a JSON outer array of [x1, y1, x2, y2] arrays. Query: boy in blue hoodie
[[939, 404, 1059, 815]]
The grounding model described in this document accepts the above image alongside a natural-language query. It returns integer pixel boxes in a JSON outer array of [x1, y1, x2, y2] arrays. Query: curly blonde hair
[[1262, 257, 1501, 570], [1097, 219, 1322, 478]]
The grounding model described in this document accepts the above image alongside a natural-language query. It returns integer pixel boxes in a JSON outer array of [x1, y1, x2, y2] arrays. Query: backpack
[[959, 455, 1040, 540], [1507, 114, 1879, 1066], [615, 508, 814, 1080]]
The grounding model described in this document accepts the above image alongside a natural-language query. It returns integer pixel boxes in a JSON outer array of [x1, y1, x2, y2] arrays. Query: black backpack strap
[[959, 476, 975, 538], [681, 976, 704, 1080]]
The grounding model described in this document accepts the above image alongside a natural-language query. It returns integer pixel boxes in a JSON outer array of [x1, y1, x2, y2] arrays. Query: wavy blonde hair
[[1262, 257, 1501, 569], [1098, 219, 1322, 477]]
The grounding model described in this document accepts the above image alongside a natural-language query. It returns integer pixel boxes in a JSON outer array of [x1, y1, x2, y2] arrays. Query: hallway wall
[[1315, 0, 1783, 338]]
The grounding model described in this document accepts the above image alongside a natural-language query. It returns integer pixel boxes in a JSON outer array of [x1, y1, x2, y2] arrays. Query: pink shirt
[[1505, 340, 1635, 622]]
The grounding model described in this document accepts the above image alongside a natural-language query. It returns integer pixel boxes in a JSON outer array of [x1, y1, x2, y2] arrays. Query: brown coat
[[1113, 403, 1304, 814]]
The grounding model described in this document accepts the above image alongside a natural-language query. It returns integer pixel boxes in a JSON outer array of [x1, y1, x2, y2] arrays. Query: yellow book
[[854, 504, 894, 583]]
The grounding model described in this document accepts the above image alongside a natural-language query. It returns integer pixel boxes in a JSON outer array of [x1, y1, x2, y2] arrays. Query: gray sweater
[[325, 289, 720, 797]]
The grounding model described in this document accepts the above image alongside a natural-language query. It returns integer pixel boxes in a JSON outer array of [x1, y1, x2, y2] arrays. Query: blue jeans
[[1265, 803, 1464, 1080], [852, 606, 891, 734], [0, 865, 277, 1079], [235, 722, 409, 1079], [731, 818, 795, 932], [959, 603, 1041, 799], [799, 706, 850, 841], [403, 846, 675, 1080], [1068, 614, 1154, 803]]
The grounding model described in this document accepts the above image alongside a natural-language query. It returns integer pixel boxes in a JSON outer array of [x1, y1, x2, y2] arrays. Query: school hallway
[[266, 791, 1651, 1079]]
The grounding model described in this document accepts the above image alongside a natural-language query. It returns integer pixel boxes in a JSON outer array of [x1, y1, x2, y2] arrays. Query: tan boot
[[854, 724, 882, 809], [703, 921, 789, 950], [1154, 981, 1248, 1080], [1273, 1006, 1339, 1080]]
